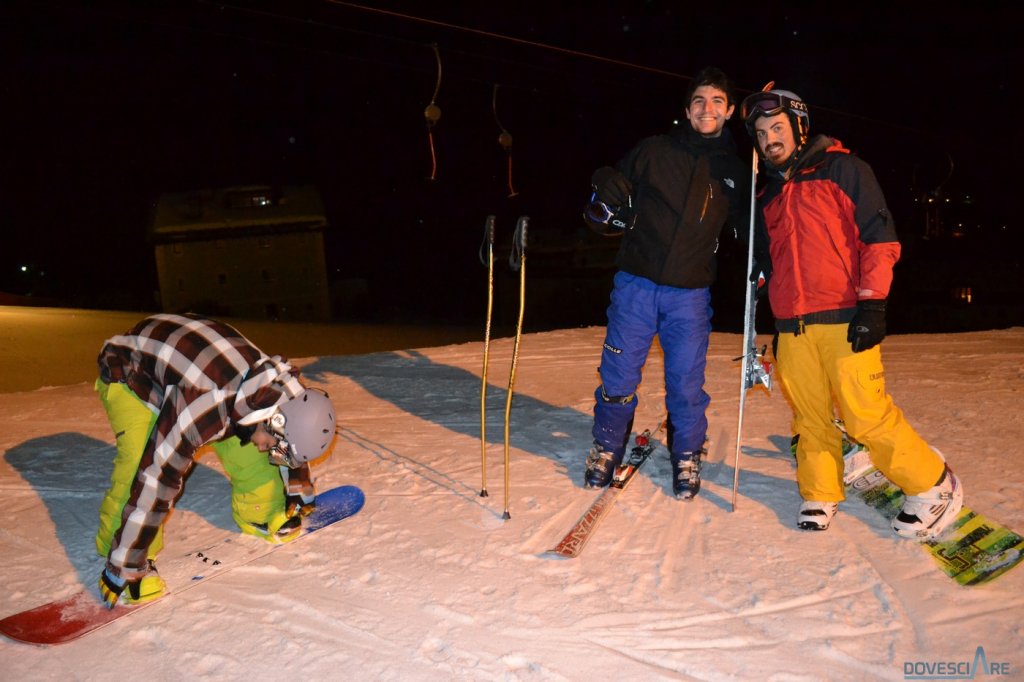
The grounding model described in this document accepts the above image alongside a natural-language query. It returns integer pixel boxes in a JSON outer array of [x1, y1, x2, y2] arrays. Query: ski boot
[[584, 443, 621, 489], [892, 464, 963, 540], [672, 450, 703, 500], [797, 501, 838, 530]]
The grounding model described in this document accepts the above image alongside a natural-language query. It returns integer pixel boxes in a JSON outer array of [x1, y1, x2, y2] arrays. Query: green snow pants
[[95, 380, 285, 559]]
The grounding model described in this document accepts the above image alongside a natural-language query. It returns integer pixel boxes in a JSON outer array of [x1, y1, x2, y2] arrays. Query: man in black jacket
[[584, 66, 747, 499]]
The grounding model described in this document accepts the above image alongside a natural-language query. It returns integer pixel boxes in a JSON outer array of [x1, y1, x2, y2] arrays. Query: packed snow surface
[[1, 308, 1021, 680]]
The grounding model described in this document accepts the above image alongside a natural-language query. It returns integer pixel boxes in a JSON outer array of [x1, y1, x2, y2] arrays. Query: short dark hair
[[686, 67, 735, 106]]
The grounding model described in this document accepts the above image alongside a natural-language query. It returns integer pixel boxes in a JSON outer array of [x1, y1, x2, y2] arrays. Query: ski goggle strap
[[584, 192, 615, 224], [741, 91, 807, 125]]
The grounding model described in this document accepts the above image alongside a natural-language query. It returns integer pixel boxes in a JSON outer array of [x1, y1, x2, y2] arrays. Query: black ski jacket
[[608, 125, 748, 289]]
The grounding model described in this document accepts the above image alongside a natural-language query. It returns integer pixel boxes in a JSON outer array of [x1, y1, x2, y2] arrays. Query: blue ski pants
[[593, 272, 712, 459]]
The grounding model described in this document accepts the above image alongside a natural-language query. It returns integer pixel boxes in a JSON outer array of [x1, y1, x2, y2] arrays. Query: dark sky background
[[3, 2, 1021, 331]]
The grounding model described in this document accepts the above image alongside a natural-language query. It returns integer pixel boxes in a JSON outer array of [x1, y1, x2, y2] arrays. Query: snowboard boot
[[584, 443, 621, 489], [797, 501, 839, 531], [671, 451, 703, 500], [892, 464, 963, 540], [238, 510, 303, 544]]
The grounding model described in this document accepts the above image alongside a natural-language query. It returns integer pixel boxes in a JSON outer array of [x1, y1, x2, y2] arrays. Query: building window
[[226, 187, 275, 209]]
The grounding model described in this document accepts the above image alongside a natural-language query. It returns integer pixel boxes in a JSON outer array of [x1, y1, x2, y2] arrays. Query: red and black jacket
[[755, 135, 900, 328]]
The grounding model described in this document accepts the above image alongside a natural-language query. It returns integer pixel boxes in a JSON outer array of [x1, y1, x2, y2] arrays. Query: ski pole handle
[[509, 215, 528, 270], [480, 215, 495, 266]]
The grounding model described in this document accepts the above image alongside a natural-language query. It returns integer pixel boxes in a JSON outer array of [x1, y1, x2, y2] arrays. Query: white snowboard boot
[[892, 465, 963, 540], [797, 501, 839, 531]]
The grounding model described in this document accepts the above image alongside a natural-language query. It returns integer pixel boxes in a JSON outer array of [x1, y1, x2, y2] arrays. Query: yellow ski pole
[[479, 215, 495, 498], [502, 215, 528, 520]]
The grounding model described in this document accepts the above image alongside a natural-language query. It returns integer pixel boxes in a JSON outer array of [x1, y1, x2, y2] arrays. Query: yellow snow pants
[[774, 324, 945, 502], [95, 380, 285, 558]]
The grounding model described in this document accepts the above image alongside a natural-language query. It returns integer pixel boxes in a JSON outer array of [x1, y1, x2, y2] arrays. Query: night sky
[[4, 2, 1021, 330]]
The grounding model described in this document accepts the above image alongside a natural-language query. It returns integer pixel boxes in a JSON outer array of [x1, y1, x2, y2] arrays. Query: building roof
[[152, 185, 326, 240]]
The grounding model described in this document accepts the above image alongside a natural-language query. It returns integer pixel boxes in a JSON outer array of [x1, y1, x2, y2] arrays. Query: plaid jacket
[[98, 314, 306, 579]]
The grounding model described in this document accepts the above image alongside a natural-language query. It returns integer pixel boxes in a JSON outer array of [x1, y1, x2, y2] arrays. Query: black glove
[[591, 166, 632, 206], [286, 493, 316, 519], [98, 561, 164, 609], [848, 299, 887, 352], [99, 569, 129, 609]]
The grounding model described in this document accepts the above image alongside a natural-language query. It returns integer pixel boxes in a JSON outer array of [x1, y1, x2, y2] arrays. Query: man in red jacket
[[742, 88, 962, 538]]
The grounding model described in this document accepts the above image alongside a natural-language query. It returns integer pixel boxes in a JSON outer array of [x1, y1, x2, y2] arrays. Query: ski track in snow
[[1, 325, 1023, 680]]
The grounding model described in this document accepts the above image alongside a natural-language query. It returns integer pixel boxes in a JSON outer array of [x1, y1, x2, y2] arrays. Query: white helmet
[[267, 389, 337, 468]]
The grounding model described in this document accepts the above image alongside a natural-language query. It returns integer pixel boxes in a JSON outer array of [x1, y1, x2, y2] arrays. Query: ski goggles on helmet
[[740, 90, 807, 125], [265, 411, 301, 468]]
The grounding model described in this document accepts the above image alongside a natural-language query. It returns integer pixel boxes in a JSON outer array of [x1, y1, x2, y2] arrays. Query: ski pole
[[732, 144, 760, 512], [502, 215, 528, 520], [479, 215, 496, 498]]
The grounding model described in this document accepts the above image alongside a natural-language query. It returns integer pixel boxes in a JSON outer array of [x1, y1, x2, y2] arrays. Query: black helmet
[[741, 89, 810, 146]]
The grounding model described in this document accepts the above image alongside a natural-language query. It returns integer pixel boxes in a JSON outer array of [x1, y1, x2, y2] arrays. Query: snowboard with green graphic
[[843, 443, 1022, 586]]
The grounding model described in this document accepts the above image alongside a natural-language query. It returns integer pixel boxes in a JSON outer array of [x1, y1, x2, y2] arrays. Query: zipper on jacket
[[822, 220, 857, 290], [699, 184, 712, 222]]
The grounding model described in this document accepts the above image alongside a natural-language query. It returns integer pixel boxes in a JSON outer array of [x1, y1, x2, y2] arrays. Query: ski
[[731, 142, 772, 512], [544, 425, 662, 558]]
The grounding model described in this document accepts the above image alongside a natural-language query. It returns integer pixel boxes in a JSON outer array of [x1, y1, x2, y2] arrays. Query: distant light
[[952, 286, 972, 304], [20, 266, 27, 273]]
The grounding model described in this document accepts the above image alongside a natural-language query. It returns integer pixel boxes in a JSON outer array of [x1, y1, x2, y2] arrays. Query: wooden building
[[151, 185, 331, 321]]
